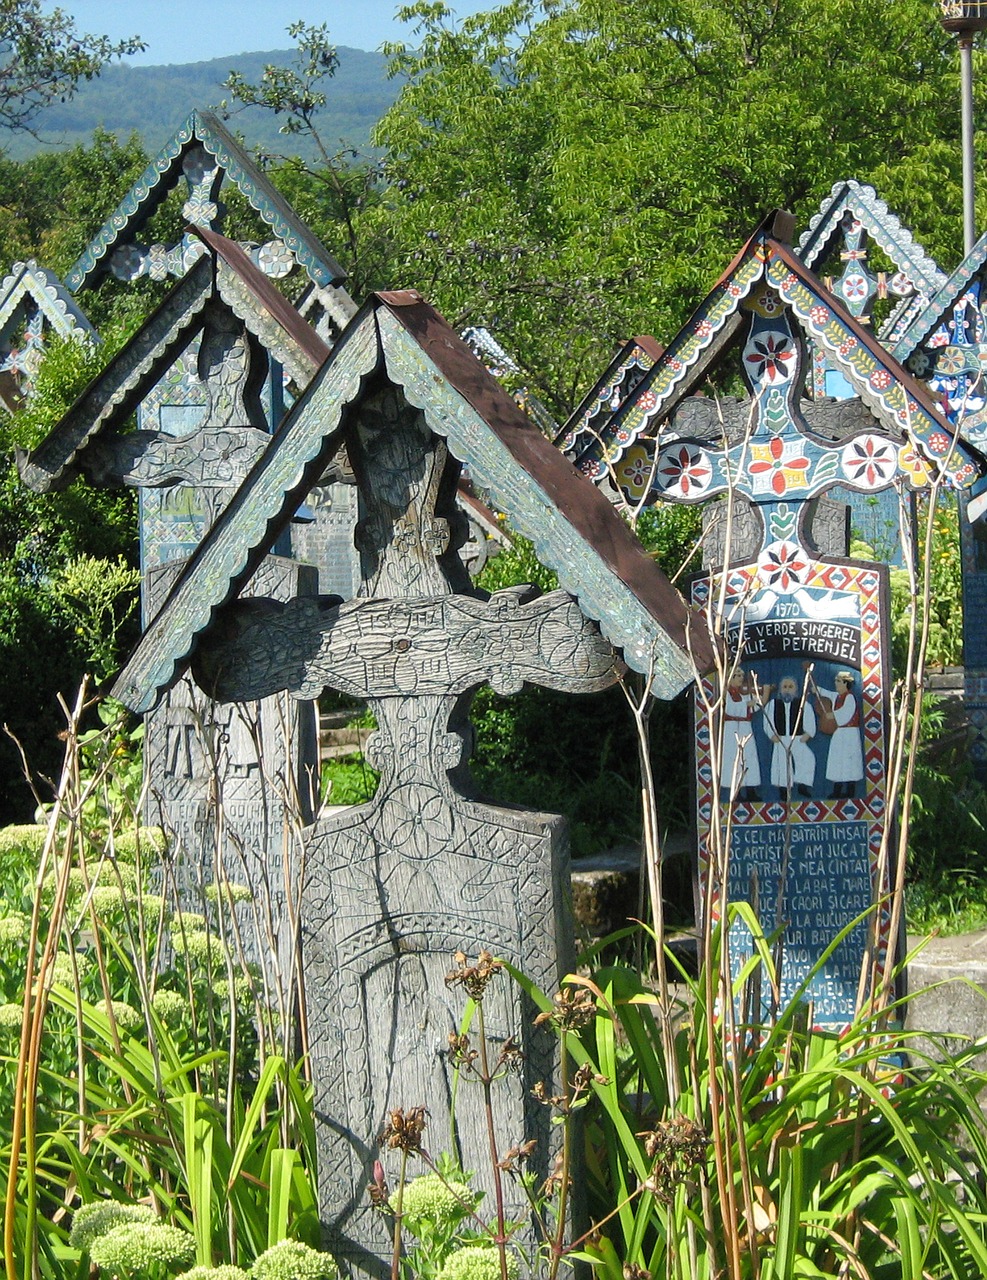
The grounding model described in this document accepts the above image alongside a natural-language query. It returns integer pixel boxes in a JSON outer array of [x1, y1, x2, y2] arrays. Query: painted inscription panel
[[692, 552, 892, 1024]]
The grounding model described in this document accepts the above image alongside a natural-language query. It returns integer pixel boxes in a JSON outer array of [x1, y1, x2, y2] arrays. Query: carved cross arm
[[80, 426, 270, 488], [192, 587, 625, 703]]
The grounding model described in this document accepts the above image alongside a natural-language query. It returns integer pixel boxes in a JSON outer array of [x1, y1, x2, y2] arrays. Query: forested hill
[[4, 46, 396, 160]]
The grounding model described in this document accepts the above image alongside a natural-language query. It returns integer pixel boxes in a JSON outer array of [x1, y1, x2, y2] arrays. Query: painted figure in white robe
[[813, 670, 864, 799], [720, 669, 762, 802], [763, 676, 816, 800]]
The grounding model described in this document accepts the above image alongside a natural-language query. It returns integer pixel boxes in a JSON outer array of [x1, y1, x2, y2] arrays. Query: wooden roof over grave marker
[[16, 229, 331, 495], [571, 211, 987, 511], [112, 290, 713, 714], [797, 180, 947, 345], [64, 109, 351, 303], [883, 230, 987, 404], [555, 336, 663, 461], [0, 260, 96, 400]]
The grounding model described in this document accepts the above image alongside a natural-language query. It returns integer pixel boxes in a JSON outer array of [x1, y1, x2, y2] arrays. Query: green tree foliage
[[0, 0, 143, 134], [0, 334, 137, 822], [0, 128, 154, 335], [220, 23, 392, 297], [366, 0, 976, 415]]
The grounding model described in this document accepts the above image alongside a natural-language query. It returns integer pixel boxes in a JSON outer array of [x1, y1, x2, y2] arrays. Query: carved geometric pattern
[[66, 110, 350, 295]]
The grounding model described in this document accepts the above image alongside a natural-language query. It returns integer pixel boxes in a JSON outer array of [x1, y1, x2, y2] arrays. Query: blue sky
[[59, 1, 490, 63]]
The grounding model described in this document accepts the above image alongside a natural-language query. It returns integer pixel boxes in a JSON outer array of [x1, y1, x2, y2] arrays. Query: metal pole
[[961, 33, 978, 253]]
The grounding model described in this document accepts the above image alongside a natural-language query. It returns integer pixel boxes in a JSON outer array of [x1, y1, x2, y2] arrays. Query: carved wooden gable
[[112, 289, 711, 717], [17, 231, 330, 497], [797, 180, 946, 350], [555, 335, 663, 461], [0, 259, 96, 406], [880, 230, 987, 452], [64, 109, 355, 339], [570, 212, 987, 518]]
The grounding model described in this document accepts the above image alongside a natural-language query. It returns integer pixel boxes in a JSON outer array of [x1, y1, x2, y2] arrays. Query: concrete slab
[[905, 930, 987, 1068]]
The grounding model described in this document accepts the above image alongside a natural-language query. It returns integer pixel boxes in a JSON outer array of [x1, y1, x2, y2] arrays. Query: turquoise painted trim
[[66, 109, 346, 294]]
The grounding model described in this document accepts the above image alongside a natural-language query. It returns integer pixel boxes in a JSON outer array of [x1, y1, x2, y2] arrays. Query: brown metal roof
[[377, 290, 715, 671], [195, 226, 331, 374]]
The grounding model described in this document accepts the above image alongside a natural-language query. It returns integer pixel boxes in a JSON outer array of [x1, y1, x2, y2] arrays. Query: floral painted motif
[[745, 332, 795, 386], [898, 442, 932, 487], [840, 435, 897, 488], [868, 368, 892, 391], [757, 540, 809, 592], [745, 287, 785, 319], [654, 442, 713, 498], [889, 271, 914, 298], [615, 444, 656, 499], [936, 346, 975, 376], [809, 305, 830, 325], [748, 436, 811, 496], [840, 273, 869, 303]]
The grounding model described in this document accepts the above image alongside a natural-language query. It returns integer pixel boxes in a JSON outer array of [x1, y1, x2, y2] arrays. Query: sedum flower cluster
[[0, 912, 29, 945], [68, 1200, 156, 1252], [89, 1221, 195, 1273], [437, 1245, 519, 1280], [151, 988, 188, 1028], [204, 881, 253, 906], [248, 1240, 338, 1280], [72, 1202, 339, 1280], [397, 1172, 479, 1237], [180, 1269, 249, 1280]]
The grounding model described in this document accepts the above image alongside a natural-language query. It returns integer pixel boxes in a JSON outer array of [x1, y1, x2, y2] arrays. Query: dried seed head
[[380, 1105, 428, 1153], [531, 1080, 566, 1109], [534, 985, 597, 1031], [495, 1035, 524, 1072], [445, 949, 503, 1000], [497, 1138, 538, 1172], [638, 1115, 709, 1201], [447, 1033, 479, 1071], [541, 1152, 570, 1196], [623, 1266, 651, 1280]]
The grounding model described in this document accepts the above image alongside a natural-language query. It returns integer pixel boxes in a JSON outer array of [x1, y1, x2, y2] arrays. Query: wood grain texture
[[194, 586, 625, 702]]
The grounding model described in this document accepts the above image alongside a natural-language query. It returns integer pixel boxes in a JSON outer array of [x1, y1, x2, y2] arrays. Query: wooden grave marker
[[17, 227, 342, 970], [0, 259, 96, 409], [879, 223, 987, 776], [110, 289, 710, 1269], [569, 212, 987, 1023]]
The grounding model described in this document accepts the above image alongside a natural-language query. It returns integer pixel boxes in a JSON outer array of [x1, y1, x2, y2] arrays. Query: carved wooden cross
[[110, 290, 704, 1271], [191, 382, 622, 1267]]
